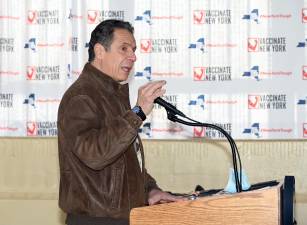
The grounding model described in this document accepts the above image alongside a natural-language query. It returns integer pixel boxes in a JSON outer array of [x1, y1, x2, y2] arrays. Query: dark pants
[[66, 214, 129, 225]]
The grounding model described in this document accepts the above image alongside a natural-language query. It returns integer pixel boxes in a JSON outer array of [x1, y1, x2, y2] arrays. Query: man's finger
[[142, 80, 166, 95]]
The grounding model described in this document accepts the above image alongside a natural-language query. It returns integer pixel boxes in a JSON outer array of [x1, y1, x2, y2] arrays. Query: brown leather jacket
[[57, 63, 159, 219]]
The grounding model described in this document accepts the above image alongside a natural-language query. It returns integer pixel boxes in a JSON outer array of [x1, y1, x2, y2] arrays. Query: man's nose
[[128, 52, 137, 62]]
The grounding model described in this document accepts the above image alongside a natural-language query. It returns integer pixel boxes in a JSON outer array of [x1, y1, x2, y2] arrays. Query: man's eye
[[122, 46, 127, 51]]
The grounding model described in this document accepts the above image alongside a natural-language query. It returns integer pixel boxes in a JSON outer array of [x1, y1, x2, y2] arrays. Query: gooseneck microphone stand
[[159, 103, 243, 193]]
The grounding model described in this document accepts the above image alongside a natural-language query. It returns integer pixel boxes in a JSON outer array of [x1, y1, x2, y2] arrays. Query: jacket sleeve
[[144, 169, 161, 193], [59, 94, 143, 170]]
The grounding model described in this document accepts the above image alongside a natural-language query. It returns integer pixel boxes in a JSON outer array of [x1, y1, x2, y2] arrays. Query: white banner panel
[[0, 0, 306, 139]]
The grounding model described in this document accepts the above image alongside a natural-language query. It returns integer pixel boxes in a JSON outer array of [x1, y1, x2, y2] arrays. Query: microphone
[[154, 97, 186, 117]]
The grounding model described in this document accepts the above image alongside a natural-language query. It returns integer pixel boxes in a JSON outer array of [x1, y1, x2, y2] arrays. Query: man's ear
[[93, 43, 106, 60]]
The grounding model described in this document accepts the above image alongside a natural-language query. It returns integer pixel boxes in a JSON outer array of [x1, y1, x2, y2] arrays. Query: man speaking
[[57, 19, 181, 225]]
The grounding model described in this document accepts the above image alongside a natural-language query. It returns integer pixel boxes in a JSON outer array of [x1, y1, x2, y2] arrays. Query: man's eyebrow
[[122, 42, 135, 46], [122, 42, 137, 50]]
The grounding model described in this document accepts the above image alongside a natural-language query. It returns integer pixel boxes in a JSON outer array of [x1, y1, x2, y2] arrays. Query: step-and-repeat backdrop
[[0, 0, 306, 139]]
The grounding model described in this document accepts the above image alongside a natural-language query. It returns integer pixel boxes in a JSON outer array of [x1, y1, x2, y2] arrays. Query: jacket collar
[[82, 62, 127, 93]]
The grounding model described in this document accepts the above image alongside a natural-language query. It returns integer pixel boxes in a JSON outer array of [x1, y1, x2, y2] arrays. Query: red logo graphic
[[302, 66, 307, 80], [87, 10, 99, 24], [193, 67, 206, 81], [303, 123, 307, 138], [27, 10, 37, 24], [302, 9, 307, 23], [27, 122, 37, 136], [26, 66, 36, 80], [248, 38, 259, 52], [248, 95, 260, 109], [193, 10, 205, 24], [140, 39, 152, 53], [194, 127, 205, 137]]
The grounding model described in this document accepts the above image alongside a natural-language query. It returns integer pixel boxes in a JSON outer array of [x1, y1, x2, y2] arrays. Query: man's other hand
[[148, 189, 185, 206]]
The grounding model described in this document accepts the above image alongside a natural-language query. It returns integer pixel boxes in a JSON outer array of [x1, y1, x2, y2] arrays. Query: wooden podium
[[130, 178, 295, 225]]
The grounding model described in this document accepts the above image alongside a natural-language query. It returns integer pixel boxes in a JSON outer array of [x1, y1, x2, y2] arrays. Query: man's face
[[94, 28, 137, 82]]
